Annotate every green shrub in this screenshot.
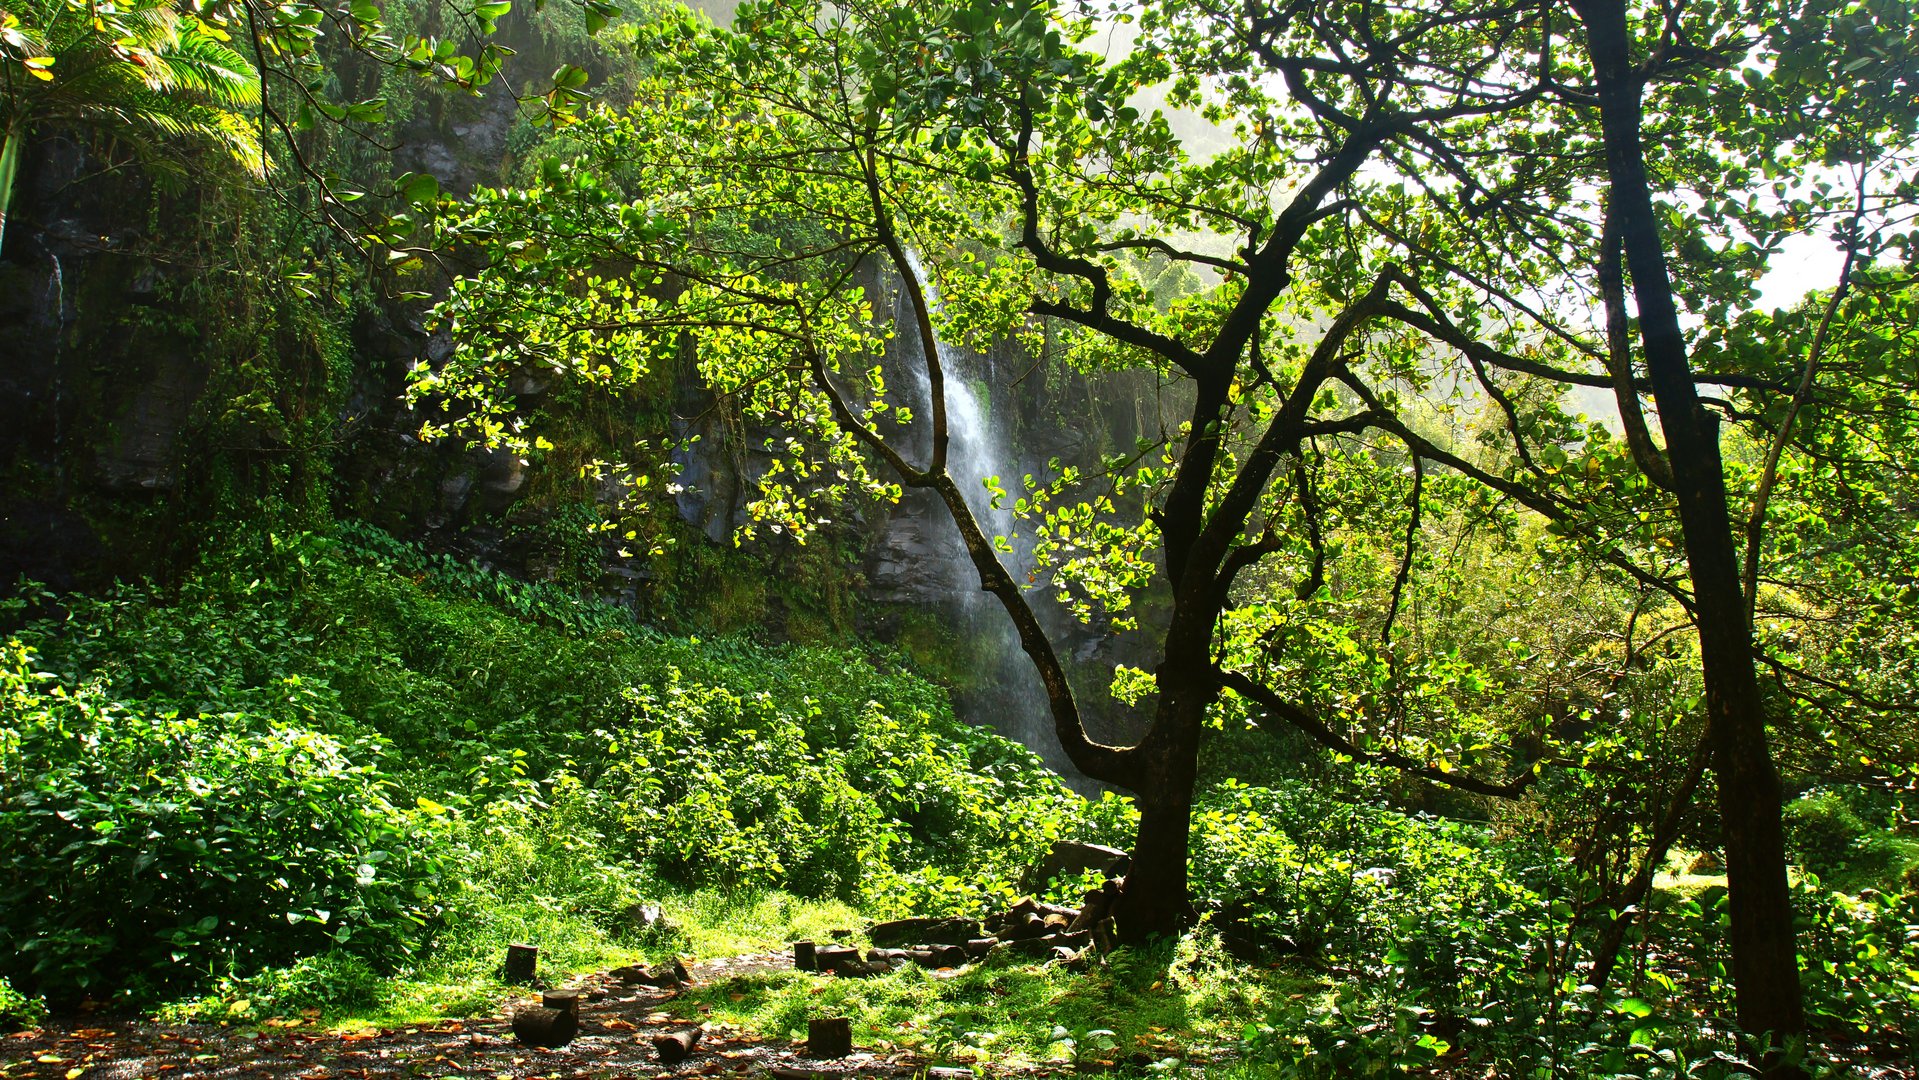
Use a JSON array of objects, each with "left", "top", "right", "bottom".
[
  {"left": 1798, "top": 884, "right": 1919, "bottom": 1036},
  {"left": 0, "top": 640, "right": 451, "bottom": 1003},
  {"left": 4, "top": 524, "right": 1103, "bottom": 999},
  {"left": 0, "top": 975, "right": 47, "bottom": 1032},
  {"left": 1785, "top": 789, "right": 1898, "bottom": 889},
  {"left": 599, "top": 667, "right": 1085, "bottom": 905},
  {"left": 1193, "top": 780, "right": 1595, "bottom": 1073},
  {"left": 164, "top": 951, "right": 389, "bottom": 1021}
]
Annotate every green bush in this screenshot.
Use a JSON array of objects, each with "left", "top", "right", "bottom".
[
  {"left": 0, "top": 640, "right": 451, "bottom": 1003},
  {"left": 599, "top": 665, "right": 1085, "bottom": 905},
  {"left": 0, "top": 975, "right": 47, "bottom": 1032},
  {"left": 1798, "top": 884, "right": 1919, "bottom": 1036},
  {"left": 1785, "top": 789, "right": 1898, "bottom": 888},
  {"left": 1194, "top": 780, "right": 1599, "bottom": 1073},
  {"left": 4, "top": 524, "right": 1102, "bottom": 999}
]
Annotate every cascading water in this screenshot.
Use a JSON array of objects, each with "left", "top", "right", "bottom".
[
  {"left": 890, "top": 253, "right": 1095, "bottom": 789},
  {"left": 47, "top": 249, "right": 67, "bottom": 484},
  {"left": 47, "top": 253, "right": 65, "bottom": 448}
]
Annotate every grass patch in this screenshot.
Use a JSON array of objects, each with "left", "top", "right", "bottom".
[
  {"left": 660, "top": 932, "right": 1311, "bottom": 1071},
  {"left": 662, "top": 890, "right": 870, "bottom": 960},
  {"left": 155, "top": 888, "right": 865, "bottom": 1031}
]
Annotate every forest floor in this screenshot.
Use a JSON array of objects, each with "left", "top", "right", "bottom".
[
  {"left": 7, "top": 947, "right": 1915, "bottom": 1080},
  {"left": 0, "top": 954, "right": 1138, "bottom": 1080}
]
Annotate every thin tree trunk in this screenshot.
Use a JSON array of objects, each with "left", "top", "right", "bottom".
[
  {"left": 0, "top": 123, "right": 23, "bottom": 255},
  {"left": 1571, "top": 0, "right": 1806, "bottom": 1067}
]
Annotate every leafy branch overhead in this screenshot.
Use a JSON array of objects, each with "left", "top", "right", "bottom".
[{"left": 397, "top": 0, "right": 1917, "bottom": 1059}]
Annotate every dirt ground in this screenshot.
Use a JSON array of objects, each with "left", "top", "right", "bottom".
[{"left": 0, "top": 954, "right": 1045, "bottom": 1080}]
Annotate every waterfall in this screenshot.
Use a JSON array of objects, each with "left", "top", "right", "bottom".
[
  {"left": 899, "top": 252, "right": 1015, "bottom": 546},
  {"left": 47, "top": 250, "right": 66, "bottom": 467},
  {"left": 891, "top": 252, "right": 1094, "bottom": 789}
]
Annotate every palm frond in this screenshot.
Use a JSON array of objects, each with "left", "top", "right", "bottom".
[{"left": 6, "top": 0, "right": 263, "bottom": 177}]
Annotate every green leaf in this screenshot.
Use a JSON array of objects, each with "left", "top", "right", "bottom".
[{"left": 397, "top": 171, "right": 440, "bottom": 206}]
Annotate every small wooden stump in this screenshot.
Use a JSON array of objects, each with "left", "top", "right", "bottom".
[
  {"left": 504, "top": 943, "right": 539, "bottom": 984},
  {"left": 653, "top": 1026, "right": 702, "bottom": 1063},
  {"left": 807, "top": 1017, "right": 853, "bottom": 1058},
  {"left": 793, "top": 940, "right": 817, "bottom": 971}
]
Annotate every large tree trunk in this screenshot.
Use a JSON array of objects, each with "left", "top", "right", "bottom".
[
  {"left": 1572, "top": 0, "right": 1806, "bottom": 1066},
  {"left": 1115, "top": 673, "right": 1207, "bottom": 942}
]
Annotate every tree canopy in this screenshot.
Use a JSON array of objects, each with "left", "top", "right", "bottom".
[{"left": 389, "top": 0, "right": 1919, "bottom": 1065}]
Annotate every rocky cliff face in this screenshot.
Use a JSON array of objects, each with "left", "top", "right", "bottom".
[{"left": 0, "top": 7, "right": 1169, "bottom": 780}]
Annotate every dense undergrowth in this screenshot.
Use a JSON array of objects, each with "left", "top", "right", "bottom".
[
  {"left": 1, "top": 526, "right": 1914, "bottom": 1077},
  {"left": 0, "top": 524, "right": 1083, "bottom": 1006}
]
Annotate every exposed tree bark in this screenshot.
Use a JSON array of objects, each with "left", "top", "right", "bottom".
[
  {"left": 1114, "top": 672, "right": 1208, "bottom": 939},
  {"left": 1570, "top": 0, "right": 1806, "bottom": 1065}
]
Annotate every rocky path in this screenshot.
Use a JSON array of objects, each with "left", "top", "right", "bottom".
[{"left": 0, "top": 955, "right": 1023, "bottom": 1080}]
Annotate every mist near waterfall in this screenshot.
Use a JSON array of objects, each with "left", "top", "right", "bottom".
[{"left": 880, "top": 253, "right": 1105, "bottom": 792}]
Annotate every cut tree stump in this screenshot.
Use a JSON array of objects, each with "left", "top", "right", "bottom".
[
  {"left": 793, "top": 940, "right": 817, "bottom": 971},
  {"left": 503, "top": 943, "right": 539, "bottom": 984},
  {"left": 916, "top": 944, "right": 966, "bottom": 969},
  {"left": 807, "top": 1017, "right": 853, "bottom": 1058},
  {"left": 511, "top": 989, "right": 580, "bottom": 1048},
  {"left": 541, "top": 989, "right": 583, "bottom": 1013},
  {"left": 652, "top": 1026, "right": 702, "bottom": 1063}
]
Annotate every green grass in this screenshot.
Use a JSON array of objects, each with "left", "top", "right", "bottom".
[
  {"left": 158, "top": 887, "right": 868, "bottom": 1031},
  {"left": 659, "top": 931, "right": 1313, "bottom": 1072},
  {"left": 661, "top": 890, "right": 869, "bottom": 960},
  {"left": 157, "top": 896, "right": 1314, "bottom": 1074}
]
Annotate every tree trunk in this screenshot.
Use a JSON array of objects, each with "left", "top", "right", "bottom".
[
  {"left": 1571, "top": 0, "right": 1806, "bottom": 1066},
  {"left": 1, "top": 122, "right": 25, "bottom": 256},
  {"left": 1115, "top": 680, "right": 1206, "bottom": 942}
]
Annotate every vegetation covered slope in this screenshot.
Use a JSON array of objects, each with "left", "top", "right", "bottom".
[{"left": 0, "top": 525, "right": 1087, "bottom": 1004}]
